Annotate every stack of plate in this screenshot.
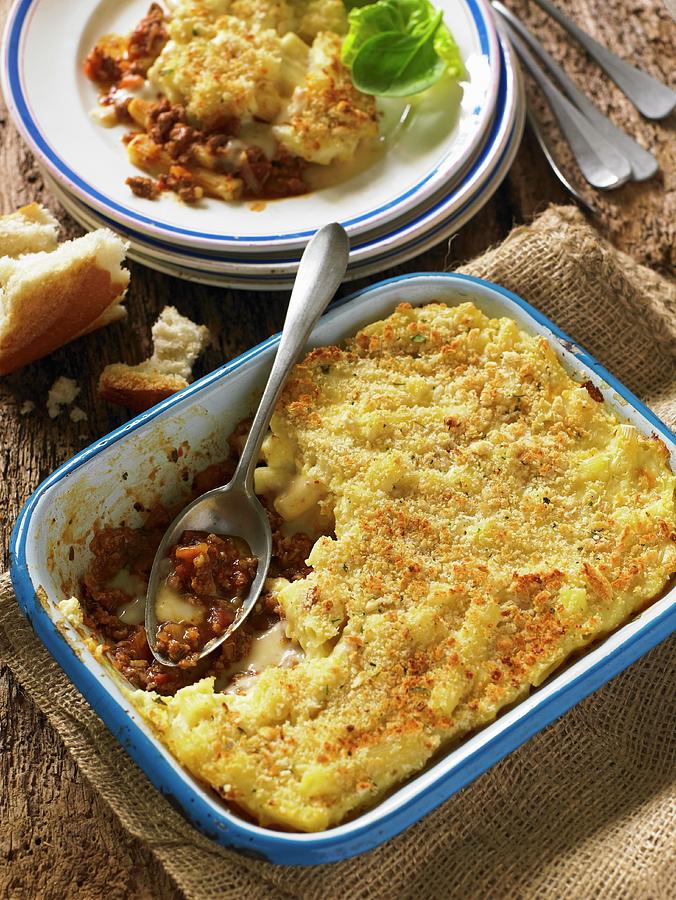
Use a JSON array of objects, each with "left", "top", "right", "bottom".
[{"left": 2, "top": 0, "right": 524, "bottom": 291}]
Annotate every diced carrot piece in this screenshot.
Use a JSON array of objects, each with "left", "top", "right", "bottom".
[
  {"left": 119, "top": 73, "right": 144, "bottom": 90},
  {"left": 174, "top": 543, "right": 209, "bottom": 561}
]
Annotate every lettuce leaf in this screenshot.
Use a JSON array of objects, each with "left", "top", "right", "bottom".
[{"left": 342, "top": 0, "right": 465, "bottom": 96}]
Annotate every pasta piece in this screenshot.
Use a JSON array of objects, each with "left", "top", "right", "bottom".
[
  {"left": 274, "top": 473, "right": 326, "bottom": 521},
  {"left": 279, "top": 32, "right": 310, "bottom": 94},
  {"left": 126, "top": 134, "right": 243, "bottom": 200},
  {"left": 192, "top": 167, "right": 243, "bottom": 201},
  {"left": 126, "top": 132, "right": 168, "bottom": 173},
  {"left": 191, "top": 144, "right": 219, "bottom": 170},
  {"left": 127, "top": 96, "right": 152, "bottom": 129}
]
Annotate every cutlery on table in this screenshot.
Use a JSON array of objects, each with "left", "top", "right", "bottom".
[
  {"left": 525, "top": 105, "right": 599, "bottom": 215},
  {"left": 531, "top": 0, "right": 676, "bottom": 119},
  {"left": 497, "top": 16, "right": 632, "bottom": 189},
  {"left": 493, "top": 1, "right": 658, "bottom": 181}
]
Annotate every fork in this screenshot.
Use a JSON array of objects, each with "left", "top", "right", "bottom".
[
  {"left": 497, "top": 16, "right": 632, "bottom": 189},
  {"left": 525, "top": 104, "right": 599, "bottom": 214}
]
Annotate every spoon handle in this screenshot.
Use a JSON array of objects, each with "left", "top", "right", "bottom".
[
  {"left": 232, "top": 223, "right": 350, "bottom": 492},
  {"left": 530, "top": 0, "right": 676, "bottom": 120}
]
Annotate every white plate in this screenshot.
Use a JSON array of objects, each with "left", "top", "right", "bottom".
[
  {"left": 340, "top": 32, "right": 522, "bottom": 271},
  {"left": 2, "top": 0, "right": 500, "bottom": 252},
  {"left": 344, "top": 89, "right": 524, "bottom": 281},
  {"left": 42, "top": 30, "right": 522, "bottom": 288},
  {"left": 50, "top": 87, "right": 524, "bottom": 292}
]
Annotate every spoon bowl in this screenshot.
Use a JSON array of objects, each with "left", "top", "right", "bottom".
[
  {"left": 145, "top": 222, "right": 350, "bottom": 666},
  {"left": 145, "top": 483, "right": 272, "bottom": 665}
]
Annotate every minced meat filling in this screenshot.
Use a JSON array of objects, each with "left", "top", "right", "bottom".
[
  {"left": 155, "top": 531, "right": 258, "bottom": 666},
  {"left": 81, "top": 443, "right": 317, "bottom": 695}
]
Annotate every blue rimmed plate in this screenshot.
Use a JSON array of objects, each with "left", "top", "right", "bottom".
[
  {"left": 37, "top": 30, "right": 523, "bottom": 289},
  {"left": 2, "top": 0, "right": 501, "bottom": 252}
]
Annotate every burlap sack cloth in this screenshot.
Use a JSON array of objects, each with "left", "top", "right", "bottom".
[{"left": 1, "top": 206, "right": 674, "bottom": 899}]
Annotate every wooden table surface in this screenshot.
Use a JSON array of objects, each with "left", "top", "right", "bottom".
[{"left": 1, "top": 1, "right": 673, "bottom": 897}]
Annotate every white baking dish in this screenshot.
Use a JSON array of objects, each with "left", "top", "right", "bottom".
[{"left": 11, "top": 273, "right": 676, "bottom": 864}]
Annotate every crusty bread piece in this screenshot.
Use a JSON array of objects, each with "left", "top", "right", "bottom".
[
  {"left": 98, "top": 306, "right": 210, "bottom": 413},
  {"left": 0, "top": 203, "right": 60, "bottom": 258},
  {"left": 0, "top": 228, "right": 129, "bottom": 375}
]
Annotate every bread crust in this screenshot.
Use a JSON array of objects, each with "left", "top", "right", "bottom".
[
  {"left": 0, "top": 202, "right": 60, "bottom": 257},
  {"left": 98, "top": 365, "right": 187, "bottom": 413},
  {"left": 13, "top": 202, "right": 58, "bottom": 225},
  {"left": 0, "top": 258, "right": 128, "bottom": 375},
  {"left": 98, "top": 305, "right": 209, "bottom": 412},
  {"left": 77, "top": 301, "right": 127, "bottom": 337}
]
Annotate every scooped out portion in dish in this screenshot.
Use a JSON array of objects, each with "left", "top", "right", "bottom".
[
  {"left": 75, "top": 443, "right": 313, "bottom": 696},
  {"left": 64, "top": 301, "right": 676, "bottom": 832},
  {"left": 153, "top": 531, "right": 258, "bottom": 665},
  {"left": 84, "top": 0, "right": 380, "bottom": 202}
]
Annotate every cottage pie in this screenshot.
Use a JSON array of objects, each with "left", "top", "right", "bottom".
[{"left": 65, "top": 301, "right": 676, "bottom": 831}]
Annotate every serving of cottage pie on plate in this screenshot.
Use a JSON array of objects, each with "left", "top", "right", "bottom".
[
  {"left": 84, "top": 1, "right": 382, "bottom": 204},
  {"left": 2, "top": 0, "right": 500, "bottom": 248}
]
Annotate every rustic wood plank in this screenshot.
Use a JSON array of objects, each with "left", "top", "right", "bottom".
[
  {"left": 0, "top": 666, "right": 179, "bottom": 900},
  {"left": 0, "top": 0, "right": 672, "bottom": 896}
]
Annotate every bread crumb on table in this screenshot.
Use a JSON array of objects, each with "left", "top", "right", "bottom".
[
  {"left": 46, "top": 376, "right": 80, "bottom": 418},
  {"left": 98, "top": 306, "right": 210, "bottom": 413},
  {"left": 70, "top": 406, "right": 88, "bottom": 423}
]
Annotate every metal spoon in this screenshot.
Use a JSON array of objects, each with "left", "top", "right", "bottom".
[
  {"left": 526, "top": 104, "right": 599, "bottom": 215},
  {"left": 531, "top": 0, "right": 676, "bottom": 120},
  {"left": 499, "top": 19, "right": 632, "bottom": 189},
  {"left": 493, "top": 2, "right": 658, "bottom": 181},
  {"left": 145, "top": 223, "right": 350, "bottom": 666}
]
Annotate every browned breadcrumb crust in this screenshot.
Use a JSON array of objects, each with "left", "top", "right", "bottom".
[
  {"left": 83, "top": 3, "right": 376, "bottom": 202},
  {"left": 71, "top": 301, "right": 676, "bottom": 834},
  {"left": 277, "top": 39, "right": 378, "bottom": 160}
]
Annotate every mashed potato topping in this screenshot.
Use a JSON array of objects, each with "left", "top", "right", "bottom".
[
  {"left": 85, "top": 0, "right": 377, "bottom": 201},
  {"left": 148, "top": 12, "right": 289, "bottom": 126},
  {"left": 147, "top": 0, "right": 376, "bottom": 158},
  {"left": 130, "top": 301, "right": 676, "bottom": 832},
  {"left": 272, "top": 32, "right": 379, "bottom": 165}
]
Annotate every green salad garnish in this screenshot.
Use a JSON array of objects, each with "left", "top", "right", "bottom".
[{"left": 342, "top": 0, "right": 464, "bottom": 97}]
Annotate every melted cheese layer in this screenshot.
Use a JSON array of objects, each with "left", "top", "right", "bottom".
[{"left": 131, "top": 301, "right": 676, "bottom": 832}]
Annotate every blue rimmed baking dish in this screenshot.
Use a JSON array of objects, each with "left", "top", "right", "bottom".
[{"left": 10, "top": 273, "right": 676, "bottom": 865}]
